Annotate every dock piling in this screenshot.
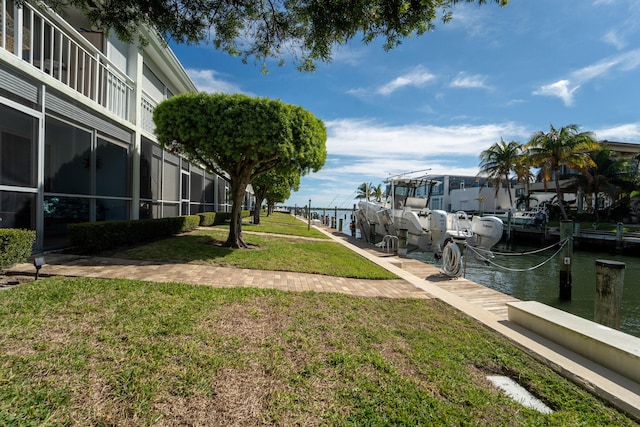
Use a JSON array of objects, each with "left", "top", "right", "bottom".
[
  {"left": 594, "top": 260, "right": 625, "bottom": 330},
  {"left": 559, "top": 220, "right": 573, "bottom": 301},
  {"left": 615, "top": 222, "right": 624, "bottom": 253}
]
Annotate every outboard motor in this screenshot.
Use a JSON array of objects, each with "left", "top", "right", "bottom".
[
  {"left": 471, "top": 216, "right": 504, "bottom": 249},
  {"left": 430, "top": 210, "right": 449, "bottom": 253}
]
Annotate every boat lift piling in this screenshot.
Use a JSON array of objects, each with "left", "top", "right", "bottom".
[
  {"left": 594, "top": 260, "right": 626, "bottom": 330},
  {"left": 559, "top": 220, "right": 574, "bottom": 301},
  {"left": 616, "top": 223, "right": 624, "bottom": 253}
]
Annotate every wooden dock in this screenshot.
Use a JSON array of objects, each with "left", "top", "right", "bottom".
[
  {"left": 344, "top": 233, "right": 522, "bottom": 320},
  {"left": 387, "top": 257, "right": 520, "bottom": 319}
]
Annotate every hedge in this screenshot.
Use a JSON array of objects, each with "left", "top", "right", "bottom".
[
  {"left": 0, "top": 228, "right": 36, "bottom": 270},
  {"left": 198, "top": 210, "right": 251, "bottom": 226},
  {"left": 69, "top": 210, "right": 253, "bottom": 253},
  {"left": 68, "top": 215, "right": 201, "bottom": 254}
]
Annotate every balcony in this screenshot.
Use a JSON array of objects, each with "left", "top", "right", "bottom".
[{"left": 1, "top": 0, "right": 133, "bottom": 121}]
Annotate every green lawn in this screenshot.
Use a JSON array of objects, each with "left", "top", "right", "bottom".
[
  {"left": 114, "top": 214, "right": 395, "bottom": 280},
  {"left": 233, "top": 211, "right": 330, "bottom": 239},
  {"left": 0, "top": 278, "right": 634, "bottom": 426}
]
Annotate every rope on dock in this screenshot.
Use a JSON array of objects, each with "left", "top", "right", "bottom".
[
  {"left": 464, "top": 238, "right": 570, "bottom": 273},
  {"left": 442, "top": 241, "right": 463, "bottom": 277}
]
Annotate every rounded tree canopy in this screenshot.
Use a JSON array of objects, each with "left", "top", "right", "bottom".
[{"left": 153, "top": 92, "right": 327, "bottom": 182}]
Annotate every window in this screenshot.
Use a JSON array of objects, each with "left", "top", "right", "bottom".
[
  {"left": 163, "top": 155, "right": 180, "bottom": 201},
  {"left": 0, "top": 105, "right": 37, "bottom": 188},
  {"left": 0, "top": 191, "right": 35, "bottom": 229},
  {"left": 96, "top": 137, "right": 128, "bottom": 197},
  {"left": 43, "top": 196, "right": 90, "bottom": 249},
  {"left": 44, "top": 118, "right": 91, "bottom": 195},
  {"left": 190, "top": 170, "right": 203, "bottom": 203}
]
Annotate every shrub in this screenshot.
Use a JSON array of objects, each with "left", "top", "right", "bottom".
[
  {"left": 0, "top": 229, "right": 36, "bottom": 270},
  {"left": 68, "top": 215, "right": 201, "bottom": 254},
  {"left": 213, "top": 212, "right": 231, "bottom": 225},
  {"left": 198, "top": 212, "right": 217, "bottom": 226}
]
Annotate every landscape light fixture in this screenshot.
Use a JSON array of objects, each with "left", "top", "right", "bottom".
[{"left": 33, "top": 256, "right": 45, "bottom": 280}]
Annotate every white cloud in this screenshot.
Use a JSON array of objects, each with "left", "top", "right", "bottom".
[
  {"left": 186, "top": 69, "right": 245, "bottom": 94},
  {"left": 532, "top": 80, "right": 580, "bottom": 107},
  {"left": 597, "top": 1, "right": 640, "bottom": 50},
  {"left": 330, "top": 44, "right": 367, "bottom": 66},
  {"left": 375, "top": 67, "right": 437, "bottom": 95},
  {"left": 593, "top": 123, "right": 640, "bottom": 142},
  {"left": 532, "top": 49, "right": 640, "bottom": 106},
  {"left": 449, "top": 72, "right": 490, "bottom": 89},
  {"left": 603, "top": 30, "right": 626, "bottom": 50},
  {"left": 325, "top": 119, "right": 527, "bottom": 158}
]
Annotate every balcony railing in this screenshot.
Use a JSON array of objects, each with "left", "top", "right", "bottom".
[
  {"left": 1, "top": 0, "right": 133, "bottom": 121},
  {"left": 141, "top": 92, "right": 157, "bottom": 135}
]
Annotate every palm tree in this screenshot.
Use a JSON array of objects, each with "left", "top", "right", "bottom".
[
  {"left": 513, "top": 151, "right": 535, "bottom": 209},
  {"left": 580, "top": 147, "right": 632, "bottom": 220},
  {"left": 478, "top": 138, "right": 522, "bottom": 208},
  {"left": 372, "top": 184, "right": 384, "bottom": 202},
  {"left": 526, "top": 124, "right": 600, "bottom": 220},
  {"left": 355, "top": 182, "right": 373, "bottom": 201}
]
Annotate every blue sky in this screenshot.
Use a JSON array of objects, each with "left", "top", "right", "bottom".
[{"left": 169, "top": 0, "right": 640, "bottom": 208}]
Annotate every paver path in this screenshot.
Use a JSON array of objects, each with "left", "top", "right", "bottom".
[
  {"left": 7, "top": 253, "right": 431, "bottom": 300},
  {"left": 7, "top": 229, "right": 520, "bottom": 317}
]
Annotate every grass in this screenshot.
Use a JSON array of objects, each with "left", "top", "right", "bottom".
[
  {"left": 113, "top": 213, "right": 396, "bottom": 280},
  {"left": 0, "top": 278, "right": 635, "bottom": 426},
  {"left": 232, "top": 211, "right": 330, "bottom": 239}
]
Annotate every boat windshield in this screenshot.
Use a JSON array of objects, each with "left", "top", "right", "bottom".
[{"left": 384, "top": 176, "right": 441, "bottom": 207}]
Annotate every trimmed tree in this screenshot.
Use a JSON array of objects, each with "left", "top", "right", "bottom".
[
  {"left": 252, "top": 170, "right": 300, "bottom": 225},
  {"left": 153, "top": 92, "right": 326, "bottom": 248}
]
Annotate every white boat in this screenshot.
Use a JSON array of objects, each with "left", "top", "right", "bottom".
[
  {"left": 495, "top": 206, "right": 548, "bottom": 228},
  {"left": 355, "top": 176, "right": 504, "bottom": 257}
]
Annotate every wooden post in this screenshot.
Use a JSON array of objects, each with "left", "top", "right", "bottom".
[
  {"left": 397, "top": 229, "right": 408, "bottom": 257},
  {"left": 339, "top": 218, "right": 343, "bottom": 232},
  {"left": 573, "top": 221, "right": 581, "bottom": 249},
  {"left": 594, "top": 260, "right": 625, "bottom": 329},
  {"left": 615, "top": 222, "right": 624, "bottom": 253},
  {"left": 308, "top": 199, "right": 311, "bottom": 230},
  {"left": 506, "top": 210, "right": 512, "bottom": 243},
  {"left": 559, "top": 220, "right": 573, "bottom": 300}
]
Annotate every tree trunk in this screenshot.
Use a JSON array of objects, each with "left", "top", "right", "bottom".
[
  {"left": 253, "top": 196, "right": 265, "bottom": 225},
  {"left": 554, "top": 170, "right": 568, "bottom": 220},
  {"left": 225, "top": 176, "right": 250, "bottom": 248},
  {"left": 505, "top": 173, "right": 513, "bottom": 207}
]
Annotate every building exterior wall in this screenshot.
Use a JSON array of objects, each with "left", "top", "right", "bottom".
[
  {"left": 0, "top": 1, "right": 252, "bottom": 252},
  {"left": 413, "top": 175, "right": 514, "bottom": 213}
]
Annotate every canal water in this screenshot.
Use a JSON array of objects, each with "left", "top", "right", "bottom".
[
  {"left": 410, "top": 242, "right": 640, "bottom": 338},
  {"left": 318, "top": 209, "right": 640, "bottom": 337}
]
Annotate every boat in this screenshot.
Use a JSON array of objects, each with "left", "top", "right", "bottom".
[
  {"left": 495, "top": 206, "right": 548, "bottom": 228},
  {"left": 354, "top": 175, "right": 504, "bottom": 259}
]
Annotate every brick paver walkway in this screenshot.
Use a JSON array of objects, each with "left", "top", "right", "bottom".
[{"left": 8, "top": 252, "right": 431, "bottom": 299}]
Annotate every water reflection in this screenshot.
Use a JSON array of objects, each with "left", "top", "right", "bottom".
[{"left": 410, "top": 242, "right": 640, "bottom": 338}]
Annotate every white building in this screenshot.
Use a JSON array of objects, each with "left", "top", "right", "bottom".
[
  {"left": 415, "top": 175, "right": 514, "bottom": 213},
  {"left": 0, "top": 1, "right": 252, "bottom": 251}
]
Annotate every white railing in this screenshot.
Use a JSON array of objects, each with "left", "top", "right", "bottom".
[
  {"left": 141, "top": 92, "right": 157, "bottom": 134},
  {"left": 1, "top": 0, "right": 133, "bottom": 121}
]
